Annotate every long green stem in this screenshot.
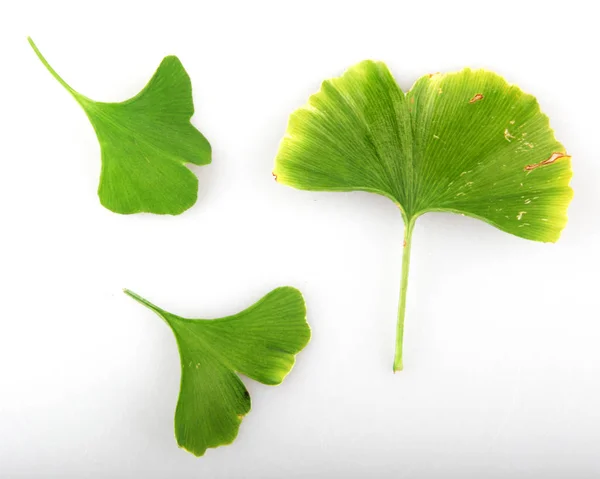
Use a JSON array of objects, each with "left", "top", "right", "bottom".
[
  {"left": 27, "top": 37, "right": 78, "bottom": 96},
  {"left": 394, "top": 217, "right": 416, "bottom": 372}
]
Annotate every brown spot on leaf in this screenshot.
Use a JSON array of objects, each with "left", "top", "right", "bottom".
[
  {"left": 272, "top": 172, "right": 278, "bottom": 181},
  {"left": 524, "top": 152, "right": 569, "bottom": 171},
  {"left": 469, "top": 93, "right": 484, "bottom": 103}
]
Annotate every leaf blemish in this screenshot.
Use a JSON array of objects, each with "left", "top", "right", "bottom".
[
  {"left": 272, "top": 172, "right": 278, "bottom": 181},
  {"left": 517, "top": 211, "right": 526, "bottom": 220},
  {"left": 504, "top": 129, "right": 515, "bottom": 142},
  {"left": 524, "top": 152, "right": 569, "bottom": 171},
  {"left": 469, "top": 93, "right": 484, "bottom": 103}
]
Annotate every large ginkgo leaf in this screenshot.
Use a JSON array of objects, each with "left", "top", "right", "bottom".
[
  {"left": 28, "top": 37, "right": 211, "bottom": 215},
  {"left": 274, "top": 61, "right": 572, "bottom": 371},
  {"left": 125, "top": 287, "right": 310, "bottom": 456}
]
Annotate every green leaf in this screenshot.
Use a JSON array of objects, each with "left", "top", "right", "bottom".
[
  {"left": 124, "top": 287, "right": 310, "bottom": 457},
  {"left": 28, "top": 37, "right": 211, "bottom": 215},
  {"left": 274, "top": 61, "right": 572, "bottom": 371}
]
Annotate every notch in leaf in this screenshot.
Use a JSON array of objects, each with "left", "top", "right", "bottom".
[
  {"left": 28, "top": 37, "right": 211, "bottom": 215},
  {"left": 124, "top": 287, "right": 310, "bottom": 456},
  {"left": 273, "top": 61, "right": 572, "bottom": 372}
]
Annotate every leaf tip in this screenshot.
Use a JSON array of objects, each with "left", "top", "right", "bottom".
[{"left": 178, "top": 443, "right": 206, "bottom": 458}]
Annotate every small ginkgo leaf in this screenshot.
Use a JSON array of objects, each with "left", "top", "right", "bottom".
[
  {"left": 28, "top": 37, "right": 211, "bottom": 215},
  {"left": 274, "top": 61, "right": 572, "bottom": 372},
  {"left": 124, "top": 287, "right": 310, "bottom": 457}
]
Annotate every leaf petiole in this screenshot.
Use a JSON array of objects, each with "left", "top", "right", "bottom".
[
  {"left": 123, "top": 289, "right": 166, "bottom": 316},
  {"left": 27, "top": 37, "right": 79, "bottom": 98},
  {"left": 394, "top": 216, "right": 416, "bottom": 372}
]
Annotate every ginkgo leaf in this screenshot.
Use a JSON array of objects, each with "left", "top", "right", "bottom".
[
  {"left": 274, "top": 61, "right": 572, "bottom": 372},
  {"left": 124, "top": 287, "right": 310, "bottom": 457},
  {"left": 28, "top": 37, "right": 211, "bottom": 215}
]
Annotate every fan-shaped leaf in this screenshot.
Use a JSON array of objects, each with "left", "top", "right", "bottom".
[
  {"left": 274, "top": 61, "right": 572, "bottom": 371},
  {"left": 28, "top": 37, "right": 211, "bottom": 215},
  {"left": 124, "top": 287, "right": 310, "bottom": 456}
]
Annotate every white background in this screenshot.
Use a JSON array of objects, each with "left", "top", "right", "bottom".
[{"left": 1, "top": 1, "right": 599, "bottom": 477}]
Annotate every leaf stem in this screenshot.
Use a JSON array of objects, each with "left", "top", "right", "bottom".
[
  {"left": 123, "top": 289, "right": 166, "bottom": 316},
  {"left": 27, "top": 36, "right": 78, "bottom": 97},
  {"left": 394, "top": 217, "right": 416, "bottom": 372}
]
